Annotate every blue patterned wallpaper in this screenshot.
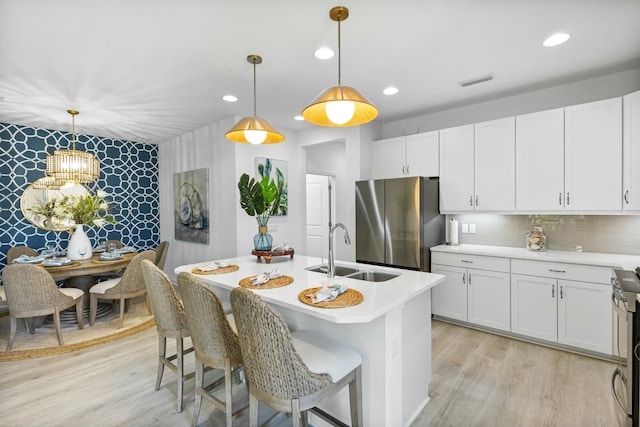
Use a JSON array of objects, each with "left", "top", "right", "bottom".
[{"left": 0, "top": 122, "right": 159, "bottom": 270}]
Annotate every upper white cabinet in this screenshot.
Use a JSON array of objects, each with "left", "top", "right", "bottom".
[
  {"left": 439, "top": 124, "right": 475, "bottom": 211},
  {"left": 564, "top": 97, "right": 622, "bottom": 211},
  {"left": 440, "top": 118, "right": 515, "bottom": 212},
  {"left": 474, "top": 117, "right": 515, "bottom": 211},
  {"left": 623, "top": 90, "right": 640, "bottom": 211},
  {"left": 374, "top": 131, "right": 439, "bottom": 179},
  {"left": 515, "top": 108, "right": 565, "bottom": 210}
]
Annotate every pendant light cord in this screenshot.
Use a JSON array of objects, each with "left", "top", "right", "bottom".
[
  {"left": 337, "top": 15, "right": 342, "bottom": 87},
  {"left": 253, "top": 59, "right": 257, "bottom": 117},
  {"left": 71, "top": 112, "right": 76, "bottom": 150}
]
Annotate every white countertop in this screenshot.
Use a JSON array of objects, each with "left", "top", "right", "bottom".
[
  {"left": 175, "top": 255, "right": 444, "bottom": 324},
  {"left": 431, "top": 244, "right": 640, "bottom": 270}
]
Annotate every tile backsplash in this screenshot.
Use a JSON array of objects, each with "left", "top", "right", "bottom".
[{"left": 449, "top": 214, "right": 640, "bottom": 256}]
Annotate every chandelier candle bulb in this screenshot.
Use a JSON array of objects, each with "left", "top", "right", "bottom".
[{"left": 447, "top": 218, "right": 459, "bottom": 245}]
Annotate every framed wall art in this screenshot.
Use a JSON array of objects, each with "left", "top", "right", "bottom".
[{"left": 173, "top": 168, "right": 209, "bottom": 244}]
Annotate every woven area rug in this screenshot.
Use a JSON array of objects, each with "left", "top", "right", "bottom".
[{"left": 0, "top": 298, "right": 155, "bottom": 361}]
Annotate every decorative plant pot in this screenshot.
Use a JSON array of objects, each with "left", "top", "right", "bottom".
[
  {"left": 67, "top": 224, "right": 93, "bottom": 260},
  {"left": 253, "top": 215, "right": 273, "bottom": 251}
]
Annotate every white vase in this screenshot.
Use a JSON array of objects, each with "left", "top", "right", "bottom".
[{"left": 68, "top": 224, "right": 93, "bottom": 260}]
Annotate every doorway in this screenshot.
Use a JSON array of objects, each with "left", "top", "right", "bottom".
[{"left": 305, "top": 174, "right": 335, "bottom": 261}]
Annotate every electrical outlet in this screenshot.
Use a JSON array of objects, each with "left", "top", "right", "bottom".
[
  {"left": 469, "top": 224, "right": 476, "bottom": 234},
  {"left": 461, "top": 224, "right": 469, "bottom": 234}
]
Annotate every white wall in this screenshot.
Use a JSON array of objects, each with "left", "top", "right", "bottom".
[
  {"left": 159, "top": 118, "right": 238, "bottom": 280},
  {"left": 382, "top": 68, "right": 640, "bottom": 138}
]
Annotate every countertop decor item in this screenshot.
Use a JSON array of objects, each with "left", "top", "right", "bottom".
[
  {"left": 302, "top": 6, "right": 378, "bottom": 127},
  {"left": 238, "top": 172, "right": 285, "bottom": 251},
  {"left": 225, "top": 55, "right": 284, "bottom": 144},
  {"left": 526, "top": 227, "right": 547, "bottom": 251}
]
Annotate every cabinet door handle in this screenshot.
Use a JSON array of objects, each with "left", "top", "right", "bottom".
[
  {"left": 468, "top": 273, "right": 472, "bottom": 286},
  {"left": 549, "top": 269, "right": 566, "bottom": 273},
  {"left": 402, "top": 165, "right": 406, "bottom": 175},
  {"left": 560, "top": 285, "right": 564, "bottom": 299},
  {"left": 559, "top": 192, "right": 562, "bottom": 206},
  {"left": 406, "top": 165, "right": 410, "bottom": 175},
  {"left": 552, "top": 284, "right": 555, "bottom": 298},
  {"left": 469, "top": 195, "right": 473, "bottom": 206},
  {"left": 566, "top": 192, "right": 570, "bottom": 205},
  {"left": 475, "top": 195, "right": 479, "bottom": 206},
  {"left": 461, "top": 260, "right": 474, "bottom": 264},
  {"left": 624, "top": 190, "right": 629, "bottom": 205},
  {"left": 462, "top": 273, "right": 466, "bottom": 284}
]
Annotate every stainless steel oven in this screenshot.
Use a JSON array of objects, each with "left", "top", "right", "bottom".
[{"left": 612, "top": 268, "right": 640, "bottom": 427}]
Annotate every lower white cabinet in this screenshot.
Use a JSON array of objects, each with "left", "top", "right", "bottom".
[
  {"left": 431, "top": 253, "right": 510, "bottom": 332},
  {"left": 511, "top": 260, "right": 612, "bottom": 355}
]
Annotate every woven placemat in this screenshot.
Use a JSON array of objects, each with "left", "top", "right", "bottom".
[
  {"left": 92, "top": 258, "right": 126, "bottom": 264},
  {"left": 238, "top": 275, "right": 294, "bottom": 289},
  {"left": 191, "top": 265, "right": 240, "bottom": 275},
  {"left": 40, "top": 261, "right": 82, "bottom": 270},
  {"left": 298, "top": 287, "right": 364, "bottom": 308}
]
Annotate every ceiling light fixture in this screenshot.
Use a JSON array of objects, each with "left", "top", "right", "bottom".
[
  {"left": 302, "top": 6, "right": 378, "bottom": 127},
  {"left": 222, "top": 95, "right": 238, "bottom": 102},
  {"left": 314, "top": 47, "right": 335, "bottom": 60},
  {"left": 543, "top": 33, "right": 570, "bottom": 47},
  {"left": 226, "top": 55, "right": 285, "bottom": 145},
  {"left": 32, "top": 176, "right": 63, "bottom": 190},
  {"left": 383, "top": 87, "right": 399, "bottom": 95},
  {"left": 46, "top": 109, "right": 100, "bottom": 184}
]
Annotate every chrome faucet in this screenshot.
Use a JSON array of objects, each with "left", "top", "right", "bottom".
[{"left": 328, "top": 222, "right": 351, "bottom": 279}]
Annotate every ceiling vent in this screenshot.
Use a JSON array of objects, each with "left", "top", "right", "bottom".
[{"left": 458, "top": 73, "right": 494, "bottom": 88}]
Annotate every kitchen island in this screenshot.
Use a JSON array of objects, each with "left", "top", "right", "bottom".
[{"left": 175, "top": 255, "right": 444, "bottom": 427}]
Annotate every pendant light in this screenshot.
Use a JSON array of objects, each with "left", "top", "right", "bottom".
[
  {"left": 226, "top": 55, "right": 285, "bottom": 144},
  {"left": 302, "top": 6, "right": 378, "bottom": 127},
  {"left": 32, "top": 176, "right": 64, "bottom": 190},
  {"left": 46, "top": 110, "right": 100, "bottom": 184}
]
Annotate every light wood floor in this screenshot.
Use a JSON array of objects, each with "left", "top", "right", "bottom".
[{"left": 0, "top": 320, "right": 627, "bottom": 426}]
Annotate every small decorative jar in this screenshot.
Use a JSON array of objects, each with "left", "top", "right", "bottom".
[{"left": 526, "top": 227, "right": 547, "bottom": 251}]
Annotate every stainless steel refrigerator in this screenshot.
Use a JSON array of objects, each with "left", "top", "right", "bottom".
[{"left": 355, "top": 177, "right": 444, "bottom": 271}]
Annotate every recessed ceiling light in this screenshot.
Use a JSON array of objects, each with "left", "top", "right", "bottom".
[
  {"left": 222, "top": 95, "right": 238, "bottom": 102},
  {"left": 543, "top": 33, "right": 570, "bottom": 47},
  {"left": 383, "top": 87, "right": 399, "bottom": 95},
  {"left": 294, "top": 115, "right": 305, "bottom": 121},
  {"left": 314, "top": 47, "right": 334, "bottom": 60}
]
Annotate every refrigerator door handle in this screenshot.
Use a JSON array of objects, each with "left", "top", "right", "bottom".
[{"left": 612, "top": 367, "right": 631, "bottom": 418}]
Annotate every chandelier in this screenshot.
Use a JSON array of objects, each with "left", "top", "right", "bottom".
[{"left": 46, "top": 109, "right": 100, "bottom": 184}]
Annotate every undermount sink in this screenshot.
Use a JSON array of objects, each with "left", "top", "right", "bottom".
[
  {"left": 344, "top": 271, "right": 399, "bottom": 282},
  {"left": 305, "top": 264, "right": 359, "bottom": 276}
]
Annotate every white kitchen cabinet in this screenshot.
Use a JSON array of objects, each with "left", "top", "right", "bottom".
[
  {"left": 511, "top": 259, "right": 612, "bottom": 355},
  {"left": 431, "top": 252, "right": 510, "bottom": 332},
  {"left": 374, "top": 132, "right": 439, "bottom": 179},
  {"left": 439, "top": 118, "right": 515, "bottom": 212},
  {"left": 474, "top": 117, "right": 515, "bottom": 211},
  {"left": 623, "top": 90, "right": 640, "bottom": 211},
  {"left": 564, "top": 97, "right": 622, "bottom": 211},
  {"left": 515, "top": 108, "right": 565, "bottom": 211}
]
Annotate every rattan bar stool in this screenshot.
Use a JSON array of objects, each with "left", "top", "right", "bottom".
[
  {"left": 230, "top": 287, "right": 363, "bottom": 427},
  {"left": 141, "top": 260, "right": 193, "bottom": 412},
  {"left": 177, "top": 272, "right": 245, "bottom": 427},
  {"left": 2, "top": 264, "right": 84, "bottom": 351}
]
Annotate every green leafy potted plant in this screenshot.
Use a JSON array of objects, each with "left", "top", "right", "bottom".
[{"left": 237, "top": 173, "right": 280, "bottom": 251}]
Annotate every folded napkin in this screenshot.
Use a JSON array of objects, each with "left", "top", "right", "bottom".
[
  {"left": 216, "top": 259, "right": 232, "bottom": 268},
  {"left": 12, "top": 254, "right": 46, "bottom": 264},
  {"left": 251, "top": 268, "right": 284, "bottom": 285},
  {"left": 198, "top": 263, "right": 219, "bottom": 272},
  {"left": 42, "top": 257, "right": 72, "bottom": 267},
  {"left": 100, "top": 253, "right": 123, "bottom": 260},
  {"left": 310, "top": 284, "right": 348, "bottom": 304},
  {"left": 271, "top": 242, "right": 291, "bottom": 251}
]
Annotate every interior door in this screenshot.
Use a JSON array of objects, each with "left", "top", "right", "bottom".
[{"left": 306, "top": 174, "right": 329, "bottom": 261}]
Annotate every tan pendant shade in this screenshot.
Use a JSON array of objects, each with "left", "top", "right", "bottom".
[
  {"left": 302, "top": 6, "right": 378, "bottom": 127},
  {"left": 46, "top": 110, "right": 100, "bottom": 184},
  {"left": 226, "top": 55, "right": 285, "bottom": 144}
]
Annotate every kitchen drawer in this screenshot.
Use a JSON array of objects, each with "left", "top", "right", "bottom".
[
  {"left": 511, "top": 259, "right": 613, "bottom": 284},
  {"left": 431, "top": 252, "right": 510, "bottom": 273}
]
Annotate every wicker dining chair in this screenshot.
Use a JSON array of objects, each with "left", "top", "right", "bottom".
[
  {"left": 89, "top": 250, "right": 155, "bottom": 328},
  {"left": 230, "top": 287, "right": 363, "bottom": 427},
  {"left": 105, "top": 239, "right": 124, "bottom": 249},
  {"left": 141, "top": 260, "right": 193, "bottom": 413},
  {"left": 6, "top": 246, "right": 39, "bottom": 263},
  {"left": 2, "top": 264, "right": 84, "bottom": 351},
  {"left": 154, "top": 241, "right": 169, "bottom": 270},
  {"left": 177, "top": 272, "right": 244, "bottom": 427}
]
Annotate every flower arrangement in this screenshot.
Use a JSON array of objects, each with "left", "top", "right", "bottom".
[
  {"left": 59, "top": 190, "right": 116, "bottom": 227},
  {"left": 27, "top": 197, "right": 67, "bottom": 228}
]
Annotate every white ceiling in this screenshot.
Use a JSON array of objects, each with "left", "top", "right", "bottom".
[{"left": 1, "top": 0, "right": 639, "bottom": 144}]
